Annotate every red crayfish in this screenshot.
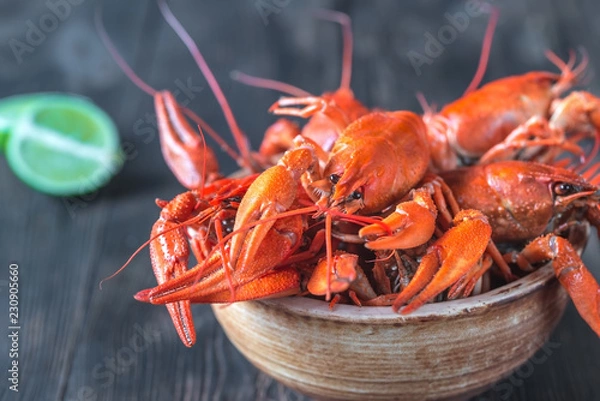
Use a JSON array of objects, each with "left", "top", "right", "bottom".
[{"left": 99, "top": 3, "right": 600, "bottom": 347}]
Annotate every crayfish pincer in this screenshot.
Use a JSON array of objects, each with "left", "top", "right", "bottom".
[{"left": 438, "top": 160, "right": 600, "bottom": 336}]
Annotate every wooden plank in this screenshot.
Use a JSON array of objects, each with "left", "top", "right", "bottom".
[
  {"left": 0, "top": 1, "right": 157, "bottom": 400},
  {"left": 0, "top": 1, "right": 599, "bottom": 400}
]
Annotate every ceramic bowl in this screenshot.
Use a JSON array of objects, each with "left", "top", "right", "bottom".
[{"left": 212, "top": 264, "right": 568, "bottom": 401}]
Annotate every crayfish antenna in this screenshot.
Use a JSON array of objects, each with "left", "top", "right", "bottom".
[
  {"left": 94, "top": 6, "right": 155, "bottom": 97},
  {"left": 317, "top": 208, "right": 393, "bottom": 300},
  {"left": 231, "top": 10, "right": 353, "bottom": 102},
  {"left": 416, "top": 92, "right": 437, "bottom": 116},
  {"left": 324, "top": 214, "right": 333, "bottom": 301},
  {"left": 95, "top": 4, "right": 240, "bottom": 164},
  {"left": 99, "top": 237, "right": 154, "bottom": 290},
  {"left": 100, "top": 206, "right": 216, "bottom": 291},
  {"left": 312, "top": 9, "right": 353, "bottom": 90},
  {"left": 157, "top": 0, "right": 257, "bottom": 171},
  {"left": 195, "top": 125, "right": 209, "bottom": 197},
  {"left": 463, "top": 5, "right": 499, "bottom": 95},
  {"left": 230, "top": 71, "right": 313, "bottom": 98}
]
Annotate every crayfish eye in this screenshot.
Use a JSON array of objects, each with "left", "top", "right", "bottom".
[
  {"left": 220, "top": 217, "right": 235, "bottom": 234},
  {"left": 351, "top": 190, "right": 362, "bottom": 200},
  {"left": 553, "top": 182, "right": 577, "bottom": 196},
  {"left": 330, "top": 174, "right": 340, "bottom": 184}
]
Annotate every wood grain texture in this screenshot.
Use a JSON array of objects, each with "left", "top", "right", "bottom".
[{"left": 0, "top": 1, "right": 599, "bottom": 400}]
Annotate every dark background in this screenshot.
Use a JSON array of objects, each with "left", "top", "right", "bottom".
[{"left": 1, "top": 0, "right": 599, "bottom": 400}]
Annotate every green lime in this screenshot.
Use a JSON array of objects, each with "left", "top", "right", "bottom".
[
  {"left": 4, "top": 94, "right": 123, "bottom": 197},
  {"left": 0, "top": 93, "right": 51, "bottom": 152}
]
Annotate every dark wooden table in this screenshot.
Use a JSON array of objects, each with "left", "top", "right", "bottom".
[{"left": 1, "top": 1, "right": 599, "bottom": 400}]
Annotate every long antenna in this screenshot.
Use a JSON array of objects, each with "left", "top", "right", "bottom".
[
  {"left": 94, "top": 5, "right": 241, "bottom": 162},
  {"left": 157, "top": 0, "right": 254, "bottom": 170},
  {"left": 313, "top": 9, "right": 353, "bottom": 90},
  {"left": 230, "top": 70, "right": 313, "bottom": 97},
  {"left": 463, "top": 6, "right": 500, "bottom": 95}
]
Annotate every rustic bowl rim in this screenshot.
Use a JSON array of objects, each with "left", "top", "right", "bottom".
[{"left": 256, "top": 264, "right": 559, "bottom": 323}]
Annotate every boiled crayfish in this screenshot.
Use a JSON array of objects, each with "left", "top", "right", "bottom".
[
  {"left": 100, "top": 2, "right": 600, "bottom": 347},
  {"left": 423, "top": 51, "right": 594, "bottom": 171}
]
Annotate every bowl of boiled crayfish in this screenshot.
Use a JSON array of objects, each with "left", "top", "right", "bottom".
[
  {"left": 103, "top": 3, "right": 600, "bottom": 401},
  {"left": 213, "top": 264, "right": 569, "bottom": 401},
  {"left": 207, "top": 164, "right": 598, "bottom": 401}
]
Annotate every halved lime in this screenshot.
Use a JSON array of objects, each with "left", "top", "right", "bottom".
[
  {"left": 4, "top": 94, "right": 123, "bottom": 196},
  {"left": 0, "top": 93, "right": 50, "bottom": 152}
]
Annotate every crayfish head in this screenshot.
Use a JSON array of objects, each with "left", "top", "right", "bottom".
[
  {"left": 316, "top": 144, "right": 413, "bottom": 215},
  {"left": 308, "top": 171, "right": 366, "bottom": 215},
  {"left": 484, "top": 161, "right": 597, "bottom": 241},
  {"left": 314, "top": 151, "right": 369, "bottom": 215}
]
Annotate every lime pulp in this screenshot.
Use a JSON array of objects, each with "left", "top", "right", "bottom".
[{"left": 2, "top": 93, "right": 123, "bottom": 197}]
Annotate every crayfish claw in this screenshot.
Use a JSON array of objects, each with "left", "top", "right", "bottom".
[
  {"left": 166, "top": 301, "right": 196, "bottom": 347},
  {"left": 133, "top": 288, "right": 151, "bottom": 302},
  {"left": 522, "top": 235, "right": 600, "bottom": 337},
  {"left": 136, "top": 285, "right": 196, "bottom": 347},
  {"left": 269, "top": 96, "right": 326, "bottom": 118},
  {"left": 146, "top": 192, "right": 200, "bottom": 347},
  {"left": 155, "top": 91, "right": 220, "bottom": 190},
  {"left": 392, "top": 251, "right": 439, "bottom": 313},
  {"left": 361, "top": 188, "right": 437, "bottom": 250},
  {"left": 394, "top": 210, "right": 492, "bottom": 314}
]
